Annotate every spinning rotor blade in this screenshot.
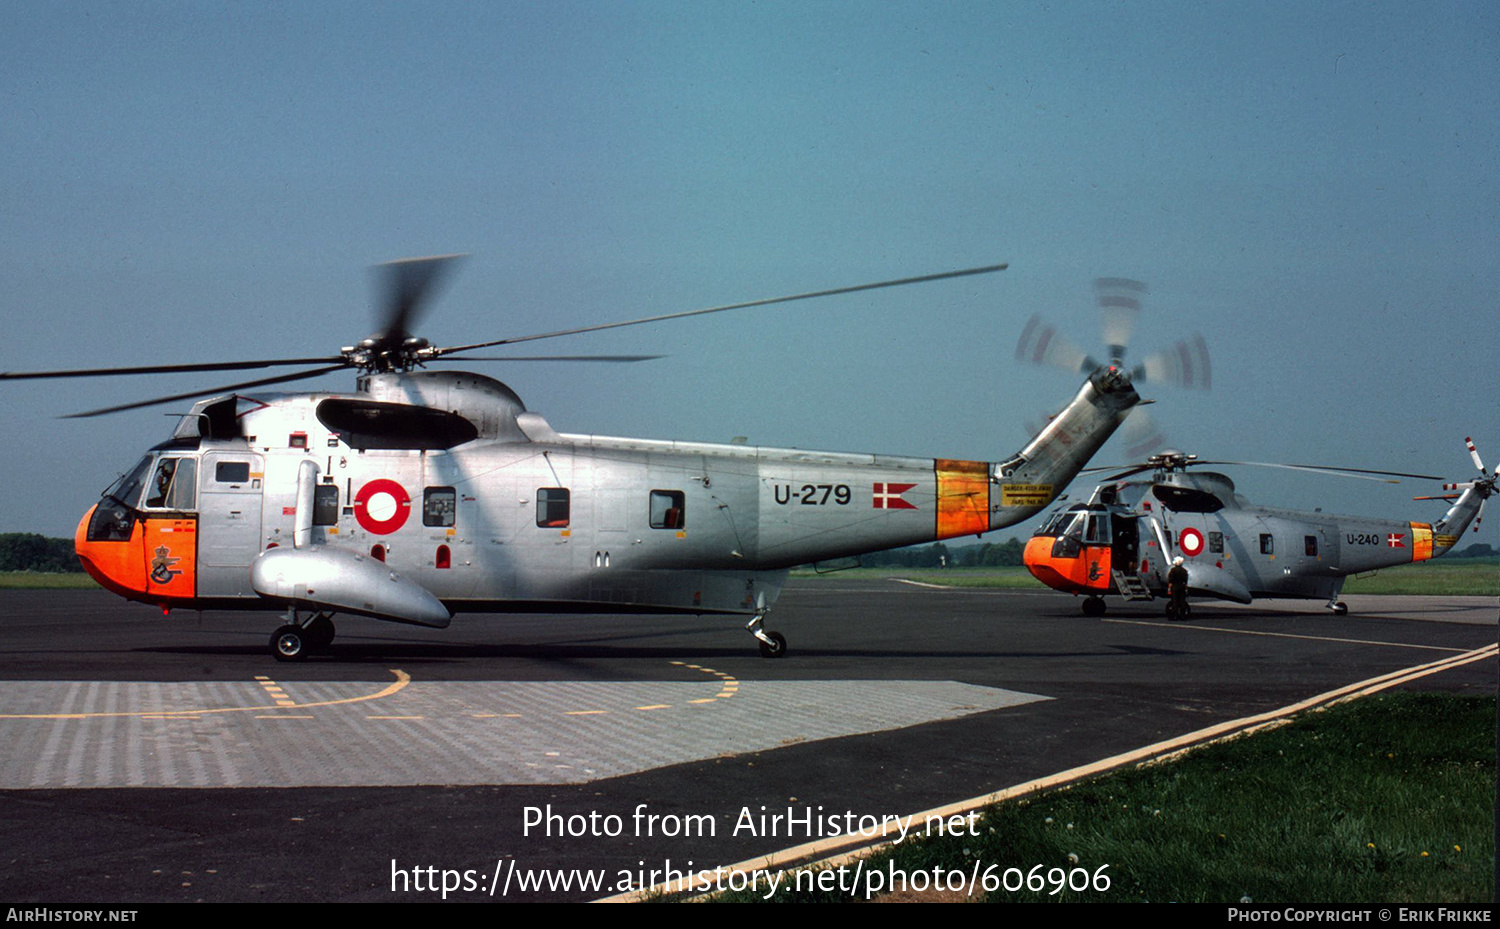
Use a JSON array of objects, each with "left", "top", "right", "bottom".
[
  {"left": 1015, "top": 314, "right": 1096, "bottom": 374},
  {"left": 1121, "top": 407, "right": 1171, "bottom": 460},
  {"left": 1095, "top": 277, "right": 1145, "bottom": 364},
  {"left": 432, "top": 263, "right": 1008, "bottom": 357},
  {"left": 374, "top": 254, "right": 466, "bottom": 343},
  {"left": 62, "top": 364, "right": 351, "bottom": 419},
  {"left": 1132, "top": 334, "right": 1211, "bottom": 389}
]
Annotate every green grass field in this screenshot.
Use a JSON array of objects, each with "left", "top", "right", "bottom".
[
  {"left": 0, "top": 571, "right": 100, "bottom": 589},
  {"left": 711, "top": 693, "right": 1496, "bottom": 903}
]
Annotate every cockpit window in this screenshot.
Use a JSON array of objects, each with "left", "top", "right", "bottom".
[
  {"left": 1085, "top": 514, "right": 1109, "bottom": 544},
  {"left": 102, "top": 456, "right": 153, "bottom": 509},
  {"left": 144, "top": 457, "right": 197, "bottom": 510}
]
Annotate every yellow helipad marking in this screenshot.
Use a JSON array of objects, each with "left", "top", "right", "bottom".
[
  {"left": 461, "top": 662, "right": 740, "bottom": 719},
  {"left": 0, "top": 669, "right": 411, "bottom": 720},
  {"left": 255, "top": 715, "right": 315, "bottom": 720},
  {"left": 366, "top": 715, "right": 423, "bottom": 721}
]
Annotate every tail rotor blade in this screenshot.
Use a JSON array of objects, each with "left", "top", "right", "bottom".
[
  {"left": 1095, "top": 277, "right": 1146, "bottom": 364},
  {"left": 1133, "top": 333, "right": 1211, "bottom": 390},
  {"left": 1016, "top": 314, "right": 1096, "bottom": 374}
]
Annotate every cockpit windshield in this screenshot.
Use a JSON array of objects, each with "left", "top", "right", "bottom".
[{"left": 102, "top": 456, "right": 153, "bottom": 509}]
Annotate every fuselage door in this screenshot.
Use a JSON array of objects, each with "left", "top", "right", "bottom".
[
  {"left": 1110, "top": 513, "right": 1139, "bottom": 572},
  {"left": 197, "top": 452, "right": 265, "bottom": 596}
]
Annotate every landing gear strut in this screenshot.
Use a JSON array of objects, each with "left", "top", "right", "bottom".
[
  {"left": 270, "top": 608, "right": 337, "bottom": 661},
  {"left": 746, "top": 595, "right": 787, "bottom": 658},
  {"left": 1326, "top": 599, "right": 1348, "bottom": 615}
]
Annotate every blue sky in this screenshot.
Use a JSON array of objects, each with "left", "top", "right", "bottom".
[{"left": 3, "top": 1, "right": 1496, "bottom": 540}]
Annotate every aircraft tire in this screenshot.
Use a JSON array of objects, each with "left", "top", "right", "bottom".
[
  {"left": 1332, "top": 601, "right": 1348, "bottom": 615},
  {"left": 272, "top": 625, "right": 309, "bottom": 662},
  {"left": 758, "top": 631, "right": 788, "bottom": 659},
  {"left": 1081, "top": 597, "right": 1106, "bottom": 617}
]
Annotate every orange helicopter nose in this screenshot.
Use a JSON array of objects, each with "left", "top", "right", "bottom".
[
  {"left": 1022, "top": 535, "right": 1111, "bottom": 593},
  {"left": 75, "top": 503, "right": 149, "bottom": 598}
]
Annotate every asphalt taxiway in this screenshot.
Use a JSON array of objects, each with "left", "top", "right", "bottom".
[{"left": 0, "top": 580, "right": 1493, "bottom": 901}]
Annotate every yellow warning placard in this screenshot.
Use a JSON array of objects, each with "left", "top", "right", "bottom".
[{"left": 1000, "top": 483, "right": 1053, "bottom": 507}]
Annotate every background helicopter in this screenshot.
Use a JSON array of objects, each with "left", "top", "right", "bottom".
[
  {"left": 3, "top": 256, "right": 1145, "bottom": 660},
  {"left": 1022, "top": 444, "right": 1495, "bottom": 616}
]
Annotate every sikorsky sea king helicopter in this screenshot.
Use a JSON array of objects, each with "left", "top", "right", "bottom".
[
  {"left": 5, "top": 256, "right": 1146, "bottom": 660},
  {"left": 1022, "top": 445, "right": 1496, "bottom": 617}
]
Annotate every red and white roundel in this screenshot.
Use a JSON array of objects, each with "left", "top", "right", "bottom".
[
  {"left": 1179, "top": 527, "right": 1205, "bottom": 558},
  {"left": 354, "top": 479, "right": 411, "bottom": 534}
]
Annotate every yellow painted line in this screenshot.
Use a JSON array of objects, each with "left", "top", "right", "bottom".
[
  {"left": 255, "top": 715, "right": 315, "bottom": 720},
  {"left": 0, "top": 669, "right": 412, "bottom": 720},
  {"left": 688, "top": 698, "right": 717, "bottom": 705},
  {"left": 140, "top": 715, "right": 201, "bottom": 720},
  {"left": 472, "top": 713, "right": 500, "bottom": 719},
  {"left": 635, "top": 704, "right": 671, "bottom": 711},
  {"left": 597, "top": 643, "right": 1497, "bottom": 903},
  {"left": 565, "top": 710, "right": 607, "bottom": 716},
  {"left": 1104, "top": 618, "right": 1470, "bottom": 652},
  {"left": 366, "top": 715, "right": 423, "bottom": 721},
  {"left": 253, "top": 676, "right": 270, "bottom": 681}
]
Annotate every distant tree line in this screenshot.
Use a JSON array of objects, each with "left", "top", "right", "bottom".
[
  {"left": 0, "top": 534, "right": 82, "bottom": 573},
  {"left": 1451, "top": 542, "right": 1497, "bottom": 560},
  {"left": 858, "top": 538, "right": 1027, "bottom": 568}
]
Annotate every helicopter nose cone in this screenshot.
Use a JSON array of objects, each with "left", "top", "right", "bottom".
[{"left": 74, "top": 504, "right": 147, "bottom": 598}]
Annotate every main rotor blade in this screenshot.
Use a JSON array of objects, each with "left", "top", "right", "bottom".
[
  {"left": 375, "top": 254, "right": 466, "bottom": 341},
  {"left": 1194, "top": 460, "right": 1443, "bottom": 482},
  {"left": 433, "top": 354, "right": 665, "bottom": 363},
  {"left": 63, "top": 364, "right": 350, "bottom": 419},
  {"left": 1, "top": 356, "right": 344, "bottom": 381},
  {"left": 431, "top": 263, "right": 1008, "bottom": 357}
]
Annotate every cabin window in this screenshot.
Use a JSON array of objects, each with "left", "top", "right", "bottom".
[
  {"left": 1259, "top": 534, "right": 1274, "bottom": 555},
  {"left": 536, "top": 488, "right": 570, "bottom": 527},
  {"left": 1209, "top": 531, "right": 1224, "bottom": 554},
  {"left": 423, "top": 487, "right": 456, "bottom": 527},
  {"left": 1085, "top": 514, "right": 1109, "bottom": 544},
  {"left": 1305, "top": 535, "right": 1318, "bottom": 556},
  {"left": 650, "top": 490, "right": 686, "bottom": 529},
  {"left": 313, "top": 484, "right": 340, "bottom": 526},
  {"left": 215, "top": 461, "right": 250, "bottom": 484},
  {"left": 144, "top": 457, "right": 196, "bottom": 510}
]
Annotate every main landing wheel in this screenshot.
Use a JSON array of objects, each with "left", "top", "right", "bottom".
[
  {"left": 1081, "top": 597, "right": 1107, "bottom": 617},
  {"left": 758, "top": 631, "right": 788, "bottom": 659},
  {"left": 272, "top": 624, "right": 308, "bottom": 662}
]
